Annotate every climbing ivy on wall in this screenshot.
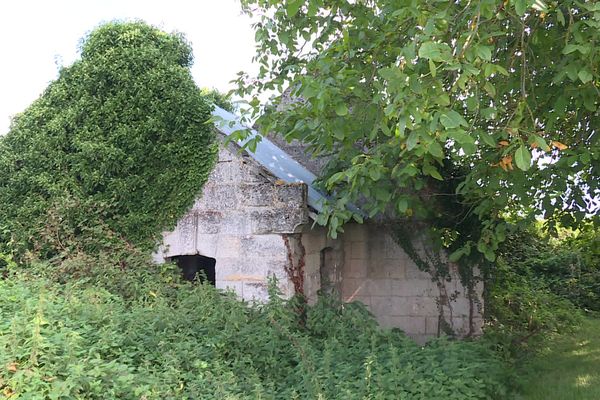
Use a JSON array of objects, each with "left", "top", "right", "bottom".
[{"left": 0, "top": 21, "right": 217, "bottom": 259}]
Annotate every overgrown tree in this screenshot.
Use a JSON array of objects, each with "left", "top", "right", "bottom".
[
  {"left": 0, "top": 21, "right": 217, "bottom": 259},
  {"left": 234, "top": 0, "right": 599, "bottom": 262}
]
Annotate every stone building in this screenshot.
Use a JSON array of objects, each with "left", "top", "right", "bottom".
[{"left": 153, "top": 106, "right": 483, "bottom": 342}]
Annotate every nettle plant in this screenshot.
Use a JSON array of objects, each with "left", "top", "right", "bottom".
[
  {"left": 234, "top": 0, "right": 599, "bottom": 265},
  {"left": 0, "top": 21, "right": 217, "bottom": 260}
]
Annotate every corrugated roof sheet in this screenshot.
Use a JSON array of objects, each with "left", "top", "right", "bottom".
[{"left": 212, "top": 105, "right": 327, "bottom": 213}]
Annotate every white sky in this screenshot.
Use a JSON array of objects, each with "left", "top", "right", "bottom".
[{"left": 0, "top": 0, "right": 257, "bottom": 135}]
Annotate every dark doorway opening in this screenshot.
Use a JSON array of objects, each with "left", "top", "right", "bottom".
[{"left": 172, "top": 255, "right": 216, "bottom": 285}]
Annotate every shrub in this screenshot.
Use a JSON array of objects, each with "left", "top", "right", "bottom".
[
  {"left": 0, "top": 21, "right": 217, "bottom": 259},
  {"left": 0, "top": 260, "right": 511, "bottom": 399},
  {"left": 484, "top": 226, "right": 586, "bottom": 356}
]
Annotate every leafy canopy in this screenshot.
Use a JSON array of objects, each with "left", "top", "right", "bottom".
[
  {"left": 235, "top": 0, "right": 599, "bottom": 260},
  {"left": 0, "top": 21, "right": 217, "bottom": 258}
]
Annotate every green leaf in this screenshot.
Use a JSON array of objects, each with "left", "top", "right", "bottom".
[
  {"left": 515, "top": 145, "right": 532, "bottom": 171},
  {"left": 436, "top": 93, "right": 451, "bottom": 106},
  {"left": 532, "top": 135, "right": 551, "bottom": 151},
  {"left": 423, "top": 163, "right": 443, "bottom": 180},
  {"left": 578, "top": 69, "right": 593, "bottom": 84},
  {"left": 484, "top": 81, "right": 496, "bottom": 97},
  {"left": 449, "top": 129, "right": 475, "bottom": 145},
  {"left": 562, "top": 44, "right": 579, "bottom": 55},
  {"left": 514, "top": 0, "right": 527, "bottom": 16},
  {"left": 428, "top": 59, "right": 437, "bottom": 77},
  {"left": 440, "top": 110, "right": 468, "bottom": 129},
  {"left": 418, "top": 41, "right": 452, "bottom": 62},
  {"left": 397, "top": 198, "right": 408, "bottom": 213},
  {"left": 449, "top": 249, "right": 464, "bottom": 262},
  {"left": 428, "top": 141, "right": 445, "bottom": 158},
  {"left": 407, "top": 132, "right": 419, "bottom": 150},
  {"left": 556, "top": 8, "right": 566, "bottom": 25},
  {"left": 301, "top": 84, "right": 319, "bottom": 99},
  {"left": 475, "top": 45, "right": 492, "bottom": 61},
  {"left": 286, "top": 0, "right": 302, "bottom": 17},
  {"left": 369, "top": 168, "right": 382, "bottom": 181},
  {"left": 335, "top": 103, "right": 349, "bottom": 116},
  {"left": 479, "top": 131, "right": 497, "bottom": 148}
]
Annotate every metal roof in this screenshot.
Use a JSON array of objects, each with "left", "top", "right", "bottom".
[{"left": 212, "top": 105, "right": 327, "bottom": 213}]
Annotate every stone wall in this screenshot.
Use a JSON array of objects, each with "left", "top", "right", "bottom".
[
  {"left": 155, "top": 139, "right": 483, "bottom": 342},
  {"left": 301, "top": 223, "right": 483, "bottom": 343},
  {"left": 155, "top": 144, "right": 309, "bottom": 301}
]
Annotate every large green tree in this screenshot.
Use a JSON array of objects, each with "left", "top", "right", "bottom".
[
  {"left": 235, "top": 0, "right": 599, "bottom": 261},
  {"left": 0, "top": 21, "right": 217, "bottom": 259}
]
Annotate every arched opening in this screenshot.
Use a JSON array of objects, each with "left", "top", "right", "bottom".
[{"left": 171, "top": 255, "right": 216, "bottom": 285}]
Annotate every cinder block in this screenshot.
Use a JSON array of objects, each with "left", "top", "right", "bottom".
[
  {"left": 344, "top": 224, "right": 368, "bottom": 242},
  {"left": 242, "top": 281, "right": 269, "bottom": 301},
  {"left": 350, "top": 241, "right": 368, "bottom": 259},
  {"left": 208, "top": 161, "right": 239, "bottom": 183},
  {"left": 240, "top": 234, "right": 286, "bottom": 259},
  {"left": 391, "top": 279, "right": 436, "bottom": 297},
  {"left": 216, "top": 280, "right": 243, "bottom": 295},
  {"left": 390, "top": 296, "right": 439, "bottom": 316},
  {"left": 196, "top": 211, "right": 223, "bottom": 234},
  {"left": 405, "top": 264, "right": 432, "bottom": 280},
  {"left": 451, "top": 316, "right": 469, "bottom": 335},
  {"left": 299, "top": 230, "right": 327, "bottom": 254},
  {"left": 238, "top": 160, "right": 271, "bottom": 183},
  {"left": 345, "top": 258, "right": 367, "bottom": 278},
  {"left": 239, "top": 183, "right": 275, "bottom": 207},
  {"left": 215, "top": 235, "right": 242, "bottom": 258},
  {"left": 193, "top": 184, "right": 238, "bottom": 210},
  {"left": 215, "top": 258, "right": 244, "bottom": 277},
  {"left": 217, "top": 148, "right": 236, "bottom": 162},
  {"left": 449, "top": 296, "right": 472, "bottom": 317},
  {"left": 364, "top": 279, "right": 393, "bottom": 296},
  {"left": 218, "top": 212, "right": 251, "bottom": 234},
  {"left": 249, "top": 208, "right": 308, "bottom": 234},
  {"left": 370, "top": 296, "right": 393, "bottom": 316},
  {"left": 425, "top": 316, "right": 439, "bottom": 335},
  {"left": 341, "top": 278, "right": 366, "bottom": 298},
  {"left": 161, "top": 213, "right": 197, "bottom": 256},
  {"left": 196, "top": 234, "right": 218, "bottom": 258},
  {"left": 304, "top": 253, "right": 320, "bottom": 274},
  {"left": 273, "top": 184, "right": 307, "bottom": 207},
  {"left": 383, "top": 234, "right": 407, "bottom": 259},
  {"left": 366, "top": 259, "right": 388, "bottom": 279}
]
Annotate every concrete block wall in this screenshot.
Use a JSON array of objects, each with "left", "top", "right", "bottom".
[
  {"left": 339, "top": 224, "right": 482, "bottom": 342},
  {"left": 300, "top": 223, "right": 483, "bottom": 342},
  {"left": 155, "top": 145, "right": 309, "bottom": 301}
]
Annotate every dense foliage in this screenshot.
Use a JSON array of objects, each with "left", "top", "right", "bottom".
[
  {"left": 483, "top": 223, "right": 600, "bottom": 354},
  {"left": 0, "top": 21, "right": 216, "bottom": 259},
  {"left": 235, "top": 0, "right": 599, "bottom": 261},
  {"left": 493, "top": 223, "right": 600, "bottom": 313},
  {"left": 0, "top": 258, "right": 511, "bottom": 400}
]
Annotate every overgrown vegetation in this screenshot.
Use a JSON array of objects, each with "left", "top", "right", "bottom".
[
  {"left": 0, "top": 13, "right": 597, "bottom": 399},
  {"left": 234, "top": 0, "right": 599, "bottom": 271},
  {"left": 0, "top": 258, "right": 511, "bottom": 400},
  {"left": 0, "top": 21, "right": 216, "bottom": 260},
  {"left": 484, "top": 223, "right": 600, "bottom": 356}
]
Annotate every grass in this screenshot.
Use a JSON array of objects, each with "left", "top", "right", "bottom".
[{"left": 517, "top": 317, "right": 600, "bottom": 400}]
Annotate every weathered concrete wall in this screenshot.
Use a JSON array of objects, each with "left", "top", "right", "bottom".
[
  {"left": 155, "top": 144, "right": 309, "bottom": 301},
  {"left": 301, "top": 223, "right": 483, "bottom": 343},
  {"left": 155, "top": 138, "right": 482, "bottom": 342}
]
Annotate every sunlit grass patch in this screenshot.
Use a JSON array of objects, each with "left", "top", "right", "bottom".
[{"left": 519, "top": 317, "right": 600, "bottom": 400}]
